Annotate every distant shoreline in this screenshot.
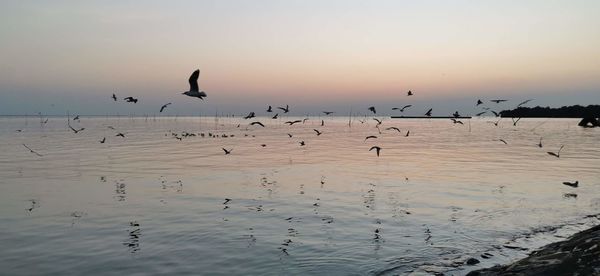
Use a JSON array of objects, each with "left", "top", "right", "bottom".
[{"left": 499, "top": 104, "right": 600, "bottom": 118}]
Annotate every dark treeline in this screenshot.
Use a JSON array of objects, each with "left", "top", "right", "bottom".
[{"left": 500, "top": 105, "right": 600, "bottom": 118}]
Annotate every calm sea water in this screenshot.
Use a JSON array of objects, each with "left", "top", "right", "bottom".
[{"left": 0, "top": 116, "right": 599, "bottom": 275}]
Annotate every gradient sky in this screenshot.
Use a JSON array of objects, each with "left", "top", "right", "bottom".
[{"left": 1, "top": 0, "right": 599, "bottom": 116}]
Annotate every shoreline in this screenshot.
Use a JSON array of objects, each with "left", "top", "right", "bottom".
[{"left": 467, "top": 223, "right": 600, "bottom": 275}]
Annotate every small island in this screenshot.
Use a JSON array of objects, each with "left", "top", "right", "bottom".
[{"left": 499, "top": 105, "right": 600, "bottom": 127}]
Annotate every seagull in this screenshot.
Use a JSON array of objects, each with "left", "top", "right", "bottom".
[
  {"left": 160, "top": 103, "right": 172, "bottom": 113},
  {"left": 490, "top": 99, "right": 507, "bottom": 104},
  {"left": 99, "top": 137, "right": 106, "bottom": 143},
  {"left": 299, "top": 141, "right": 305, "bottom": 146},
  {"left": 182, "top": 69, "right": 207, "bottom": 99},
  {"left": 23, "top": 144, "right": 43, "bottom": 157},
  {"left": 368, "top": 106, "right": 376, "bottom": 114},
  {"left": 323, "top": 111, "right": 335, "bottom": 115},
  {"left": 287, "top": 133, "right": 293, "bottom": 138},
  {"left": 116, "top": 133, "right": 125, "bottom": 138},
  {"left": 244, "top": 112, "right": 256, "bottom": 119},
  {"left": 517, "top": 99, "right": 534, "bottom": 107},
  {"left": 222, "top": 148, "right": 232, "bottom": 155},
  {"left": 405, "top": 130, "right": 410, "bottom": 137},
  {"left": 425, "top": 108, "right": 432, "bottom": 117},
  {"left": 491, "top": 111, "right": 500, "bottom": 117},
  {"left": 369, "top": 146, "right": 381, "bottom": 157},
  {"left": 562, "top": 181, "right": 578, "bottom": 188},
  {"left": 365, "top": 135, "right": 377, "bottom": 141},
  {"left": 373, "top": 118, "right": 382, "bottom": 126},
  {"left": 73, "top": 115, "right": 80, "bottom": 121},
  {"left": 538, "top": 137, "right": 543, "bottom": 148},
  {"left": 476, "top": 111, "right": 487, "bottom": 116},
  {"left": 68, "top": 125, "right": 85, "bottom": 134},
  {"left": 302, "top": 118, "right": 309, "bottom": 124},
  {"left": 277, "top": 105, "right": 289, "bottom": 113},
  {"left": 407, "top": 90, "right": 413, "bottom": 96},
  {"left": 451, "top": 119, "right": 463, "bottom": 124},
  {"left": 285, "top": 120, "right": 302, "bottom": 125},
  {"left": 267, "top": 105, "right": 272, "bottom": 112},
  {"left": 386, "top": 127, "right": 401, "bottom": 132},
  {"left": 250, "top": 121, "right": 265, "bottom": 127},
  {"left": 272, "top": 113, "right": 278, "bottom": 119},
  {"left": 547, "top": 145, "right": 564, "bottom": 158},
  {"left": 512, "top": 117, "right": 521, "bottom": 126},
  {"left": 313, "top": 129, "right": 322, "bottom": 136},
  {"left": 476, "top": 99, "right": 483, "bottom": 106},
  {"left": 392, "top": 105, "right": 412, "bottom": 112},
  {"left": 124, "top": 97, "right": 138, "bottom": 103},
  {"left": 112, "top": 93, "right": 117, "bottom": 101},
  {"left": 499, "top": 139, "right": 508, "bottom": 144}
]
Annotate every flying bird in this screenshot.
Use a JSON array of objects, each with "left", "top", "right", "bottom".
[
  {"left": 538, "top": 137, "right": 543, "bottom": 148},
  {"left": 267, "top": 105, "right": 272, "bottom": 112},
  {"left": 547, "top": 145, "right": 564, "bottom": 158},
  {"left": 68, "top": 125, "right": 85, "bottom": 134},
  {"left": 491, "top": 111, "right": 500, "bottom": 117},
  {"left": 321, "top": 120, "right": 324, "bottom": 126},
  {"left": 287, "top": 133, "right": 293, "bottom": 138},
  {"left": 323, "top": 111, "right": 335, "bottom": 115},
  {"left": 562, "top": 181, "right": 578, "bottom": 188},
  {"left": 116, "top": 133, "right": 125, "bottom": 138},
  {"left": 453, "top": 111, "right": 460, "bottom": 118},
  {"left": 365, "top": 135, "right": 377, "bottom": 141},
  {"left": 99, "top": 137, "right": 106, "bottom": 144},
  {"left": 373, "top": 118, "right": 382, "bottom": 126},
  {"left": 369, "top": 146, "right": 381, "bottom": 157},
  {"left": 313, "top": 129, "right": 322, "bottom": 136},
  {"left": 278, "top": 105, "right": 289, "bottom": 113},
  {"left": 250, "top": 121, "right": 265, "bottom": 127},
  {"left": 368, "top": 106, "right": 376, "bottom": 114},
  {"left": 407, "top": 90, "right": 413, "bottom": 96},
  {"left": 23, "top": 144, "right": 43, "bottom": 157},
  {"left": 451, "top": 119, "right": 463, "bottom": 125},
  {"left": 476, "top": 99, "right": 483, "bottom": 106},
  {"left": 499, "top": 139, "right": 508, "bottom": 144},
  {"left": 517, "top": 99, "right": 534, "bottom": 107},
  {"left": 160, "top": 103, "right": 172, "bottom": 113},
  {"left": 73, "top": 115, "right": 80, "bottom": 121},
  {"left": 299, "top": 141, "right": 305, "bottom": 146},
  {"left": 222, "top": 148, "right": 232, "bottom": 155},
  {"left": 425, "top": 108, "right": 432, "bottom": 117},
  {"left": 303, "top": 118, "right": 309, "bottom": 124},
  {"left": 124, "top": 97, "right": 138, "bottom": 103},
  {"left": 490, "top": 99, "right": 507, "bottom": 104},
  {"left": 244, "top": 112, "right": 256, "bottom": 119},
  {"left": 476, "top": 111, "right": 487, "bottom": 116},
  {"left": 182, "top": 69, "right": 207, "bottom": 99},
  {"left": 512, "top": 117, "right": 521, "bottom": 126},
  {"left": 392, "top": 105, "right": 412, "bottom": 112},
  {"left": 285, "top": 120, "right": 302, "bottom": 125},
  {"left": 272, "top": 113, "right": 278, "bottom": 119},
  {"left": 112, "top": 93, "right": 117, "bottom": 101},
  {"left": 405, "top": 130, "right": 410, "bottom": 137},
  {"left": 386, "top": 127, "right": 401, "bottom": 132}
]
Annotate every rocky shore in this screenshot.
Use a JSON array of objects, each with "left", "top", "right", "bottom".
[{"left": 467, "top": 224, "right": 600, "bottom": 275}]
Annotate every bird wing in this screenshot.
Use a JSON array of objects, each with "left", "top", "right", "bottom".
[{"left": 189, "top": 70, "right": 200, "bottom": 92}]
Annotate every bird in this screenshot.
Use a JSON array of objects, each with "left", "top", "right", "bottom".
[
  {"left": 287, "top": 133, "right": 293, "bottom": 138},
  {"left": 285, "top": 120, "right": 302, "bottom": 125},
  {"left": 112, "top": 93, "right": 117, "bottom": 101},
  {"left": 405, "top": 130, "right": 410, "bottom": 137},
  {"left": 124, "top": 97, "right": 138, "bottom": 103},
  {"left": 313, "top": 129, "right": 322, "bottom": 136},
  {"left": 261, "top": 144, "right": 266, "bottom": 147},
  {"left": 368, "top": 106, "right": 376, "bottom": 114},
  {"left": 451, "top": 119, "right": 463, "bottom": 124},
  {"left": 116, "top": 133, "right": 125, "bottom": 137},
  {"left": 373, "top": 118, "right": 382, "bottom": 126},
  {"left": 267, "top": 105, "right": 272, "bottom": 112},
  {"left": 491, "top": 118, "right": 502, "bottom": 126},
  {"left": 517, "top": 99, "right": 534, "bottom": 107},
  {"left": 250, "top": 121, "right": 265, "bottom": 127},
  {"left": 425, "top": 108, "right": 432, "bottom": 117},
  {"left": 453, "top": 111, "right": 460, "bottom": 118},
  {"left": 272, "top": 113, "right": 278, "bottom": 119},
  {"left": 73, "top": 115, "right": 80, "bottom": 121},
  {"left": 302, "top": 118, "right": 309, "bottom": 124},
  {"left": 160, "top": 103, "right": 172, "bottom": 113},
  {"left": 538, "top": 137, "right": 543, "bottom": 148},
  {"left": 476, "top": 99, "right": 483, "bottom": 106},
  {"left": 182, "top": 69, "right": 207, "bottom": 99},
  {"left": 68, "top": 125, "right": 85, "bottom": 133},
  {"left": 407, "top": 90, "right": 413, "bottom": 96},
  {"left": 547, "top": 145, "right": 564, "bottom": 158},
  {"left": 222, "top": 148, "right": 232, "bottom": 155},
  {"left": 490, "top": 99, "right": 507, "bottom": 104},
  {"left": 512, "top": 117, "right": 521, "bottom": 126},
  {"left": 277, "top": 105, "right": 289, "bottom": 113},
  {"left": 499, "top": 139, "right": 508, "bottom": 144},
  {"left": 299, "top": 141, "right": 305, "bottom": 146},
  {"left": 321, "top": 120, "right": 324, "bottom": 126},
  {"left": 99, "top": 137, "right": 106, "bottom": 143},
  {"left": 323, "top": 111, "right": 335, "bottom": 115},
  {"left": 244, "top": 112, "right": 255, "bottom": 119},
  {"left": 476, "top": 111, "right": 487, "bottom": 116},
  {"left": 369, "top": 146, "right": 381, "bottom": 156},
  {"left": 491, "top": 111, "right": 500, "bottom": 117},
  {"left": 386, "top": 127, "right": 401, "bottom": 132},
  {"left": 23, "top": 144, "right": 43, "bottom": 157},
  {"left": 392, "top": 105, "right": 412, "bottom": 112},
  {"left": 365, "top": 135, "right": 377, "bottom": 141},
  {"left": 562, "top": 181, "right": 578, "bottom": 188}
]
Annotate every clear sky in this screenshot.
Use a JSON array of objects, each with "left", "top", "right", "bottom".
[{"left": 1, "top": 0, "right": 599, "bottom": 116}]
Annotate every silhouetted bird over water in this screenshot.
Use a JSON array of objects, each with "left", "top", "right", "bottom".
[
  {"left": 250, "top": 121, "right": 265, "bottom": 127},
  {"left": 538, "top": 137, "right": 543, "bottom": 148},
  {"left": 99, "top": 137, "right": 106, "bottom": 143},
  {"left": 369, "top": 146, "right": 381, "bottom": 157},
  {"left": 425, "top": 108, "right": 432, "bottom": 117},
  {"left": 222, "top": 148, "right": 232, "bottom": 155},
  {"left": 124, "top": 97, "right": 138, "bottom": 103},
  {"left": 267, "top": 105, "right": 272, "bottom": 112},
  {"left": 547, "top": 145, "right": 564, "bottom": 158},
  {"left": 407, "top": 90, "right": 413, "bottom": 96},
  {"left": 160, "top": 103, "right": 172, "bottom": 112},
  {"left": 182, "top": 69, "right": 207, "bottom": 99},
  {"left": 23, "top": 144, "right": 43, "bottom": 157},
  {"left": 112, "top": 93, "right": 117, "bottom": 101},
  {"left": 562, "top": 181, "right": 578, "bottom": 188},
  {"left": 368, "top": 106, "right": 376, "bottom": 114},
  {"left": 476, "top": 99, "right": 483, "bottom": 106},
  {"left": 490, "top": 99, "right": 507, "bottom": 104},
  {"left": 277, "top": 105, "right": 289, "bottom": 113},
  {"left": 323, "top": 111, "right": 335, "bottom": 115},
  {"left": 392, "top": 105, "right": 412, "bottom": 112}
]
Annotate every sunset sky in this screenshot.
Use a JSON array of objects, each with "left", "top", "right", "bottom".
[{"left": 1, "top": 1, "right": 599, "bottom": 115}]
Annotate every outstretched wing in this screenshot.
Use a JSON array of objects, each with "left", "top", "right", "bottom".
[{"left": 189, "top": 70, "right": 200, "bottom": 92}]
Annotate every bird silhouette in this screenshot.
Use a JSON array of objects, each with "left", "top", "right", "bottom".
[
  {"left": 547, "top": 145, "right": 564, "bottom": 158},
  {"left": 386, "top": 127, "right": 401, "bottom": 132},
  {"left": 490, "top": 99, "right": 507, "bottom": 104},
  {"left": 73, "top": 115, "right": 80, "bottom": 121},
  {"left": 160, "top": 103, "right": 172, "bottom": 113},
  {"left": 538, "top": 137, "right": 543, "bottom": 148},
  {"left": 369, "top": 146, "right": 381, "bottom": 156},
  {"left": 476, "top": 99, "right": 483, "bottom": 106},
  {"left": 250, "top": 121, "right": 265, "bottom": 127},
  {"left": 23, "top": 144, "right": 43, "bottom": 157},
  {"left": 451, "top": 119, "right": 463, "bottom": 124},
  {"left": 425, "top": 108, "right": 432, "bottom": 117},
  {"left": 68, "top": 125, "right": 85, "bottom": 133},
  {"left": 272, "top": 113, "right": 278, "bottom": 119},
  {"left": 373, "top": 118, "right": 382, "bottom": 126},
  {"left": 517, "top": 99, "right": 534, "bottom": 107},
  {"left": 244, "top": 112, "right": 256, "bottom": 119},
  {"left": 453, "top": 111, "right": 460, "bottom": 118},
  {"left": 491, "top": 111, "right": 500, "bottom": 117},
  {"left": 182, "top": 69, "right": 207, "bottom": 99},
  {"left": 392, "top": 105, "right": 412, "bottom": 112},
  {"left": 365, "top": 135, "right": 377, "bottom": 141},
  {"left": 323, "top": 111, "right": 335, "bottom": 115},
  {"left": 313, "top": 129, "right": 322, "bottom": 136},
  {"left": 222, "top": 148, "right": 232, "bottom": 155},
  {"left": 285, "top": 120, "right": 302, "bottom": 125},
  {"left": 407, "top": 90, "right": 413, "bottom": 96},
  {"left": 476, "top": 111, "right": 487, "bottom": 116},
  {"left": 278, "top": 105, "right": 289, "bottom": 113},
  {"left": 299, "top": 141, "right": 305, "bottom": 146},
  {"left": 512, "top": 117, "right": 521, "bottom": 126},
  {"left": 116, "top": 133, "right": 125, "bottom": 137},
  {"left": 562, "top": 181, "right": 578, "bottom": 188},
  {"left": 124, "top": 97, "right": 138, "bottom": 103},
  {"left": 321, "top": 120, "right": 324, "bottom": 126},
  {"left": 368, "top": 106, "right": 376, "bottom": 114},
  {"left": 302, "top": 118, "right": 309, "bottom": 124},
  {"left": 287, "top": 133, "right": 293, "bottom": 138},
  {"left": 112, "top": 93, "right": 117, "bottom": 101},
  {"left": 405, "top": 130, "right": 410, "bottom": 137},
  {"left": 267, "top": 105, "right": 272, "bottom": 112},
  {"left": 99, "top": 137, "right": 106, "bottom": 143},
  {"left": 499, "top": 139, "right": 508, "bottom": 144}
]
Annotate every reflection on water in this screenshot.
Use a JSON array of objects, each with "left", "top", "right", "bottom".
[{"left": 0, "top": 116, "right": 599, "bottom": 275}]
